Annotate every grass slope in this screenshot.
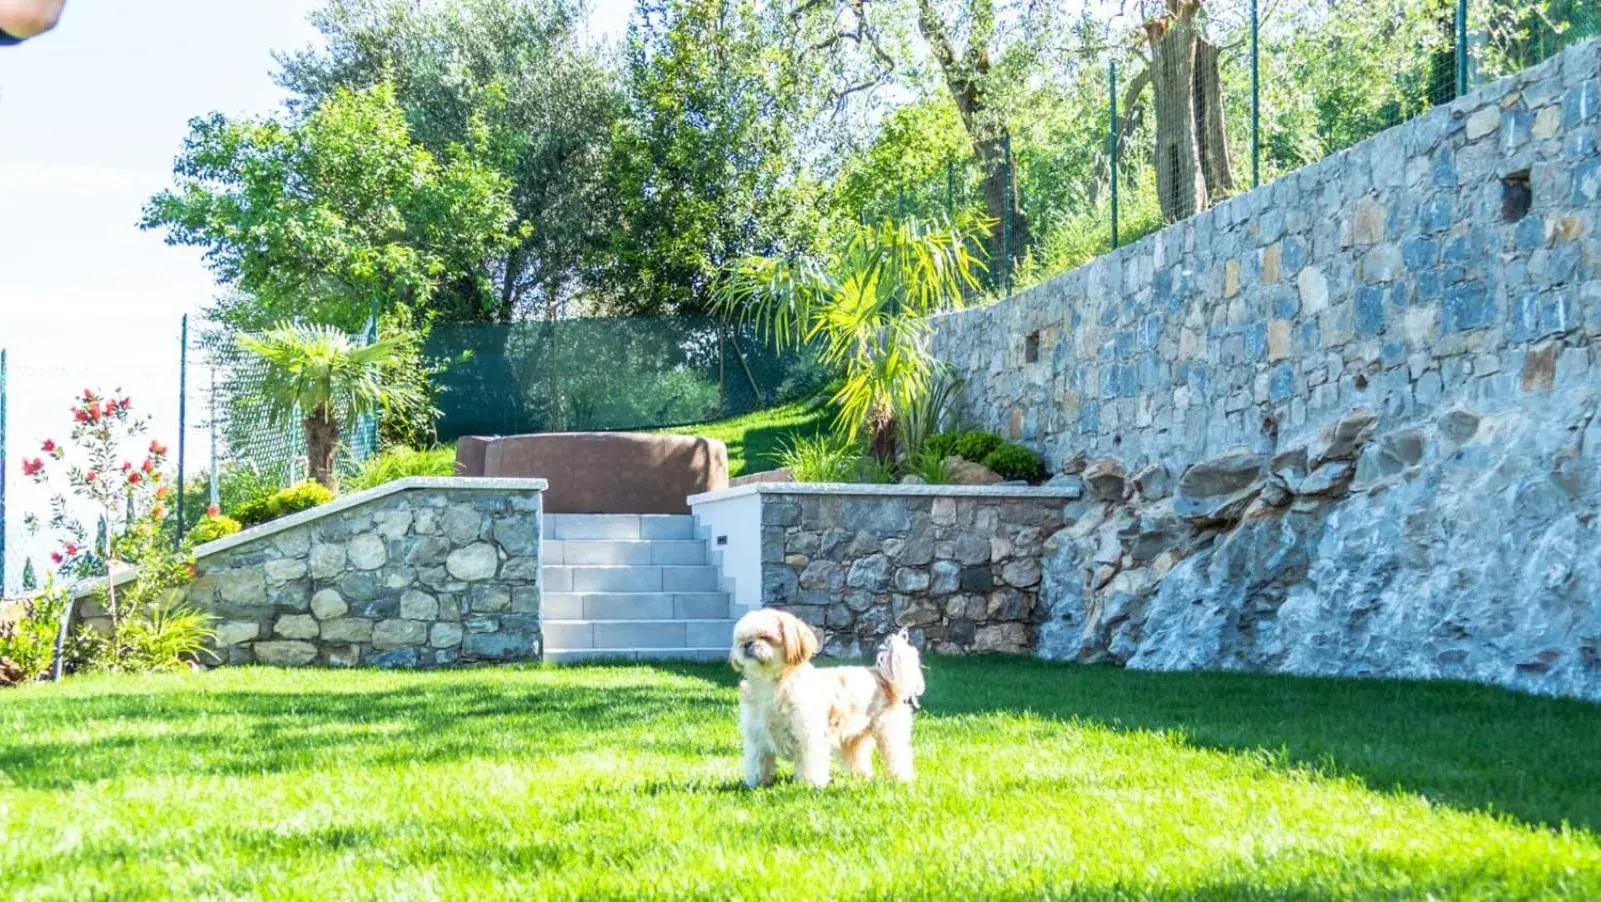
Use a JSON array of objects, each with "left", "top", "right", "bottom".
[
  {"left": 1, "top": 660, "right": 1598, "bottom": 899},
  {"left": 658, "top": 399, "right": 832, "bottom": 477}
]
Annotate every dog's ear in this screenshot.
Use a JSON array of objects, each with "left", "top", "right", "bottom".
[{"left": 779, "top": 611, "right": 819, "bottom": 665}]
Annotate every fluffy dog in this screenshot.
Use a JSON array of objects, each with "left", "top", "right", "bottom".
[{"left": 729, "top": 608, "right": 924, "bottom": 788}]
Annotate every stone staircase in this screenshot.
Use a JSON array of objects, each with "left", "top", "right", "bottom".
[{"left": 541, "top": 514, "right": 736, "bottom": 663}]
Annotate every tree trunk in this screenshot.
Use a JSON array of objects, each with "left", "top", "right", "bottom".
[
  {"left": 1091, "top": 67, "right": 1151, "bottom": 207},
  {"left": 1194, "top": 38, "right": 1235, "bottom": 202},
  {"left": 304, "top": 402, "right": 341, "bottom": 490},
  {"left": 1148, "top": 4, "right": 1207, "bottom": 224},
  {"left": 868, "top": 409, "right": 898, "bottom": 464},
  {"left": 1146, "top": 0, "right": 1235, "bottom": 223},
  {"left": 497, "top": 243, "right": 527, "bottom": 323},
  {"left": 913, "top": 0, "right": 1030, "bottom": 271}
]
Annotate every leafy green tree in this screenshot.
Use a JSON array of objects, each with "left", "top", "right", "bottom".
[
  {"left": 239, "top": 323, "right": 417, "bottom": 488},
  {"left": 142, "top": 83, "right": 518, "bottom": 332},
  {"left": 276, "top": 0, "right": 623, "bottom": 321},
  {"left": 20, "top": 558, "right": 37, "bottom": 592},
  {"left": 600, "top": 0, "right": 833, "bottom": 316},
  {"left": 715, "top": 216, "right": 984, "bottom": 460}
]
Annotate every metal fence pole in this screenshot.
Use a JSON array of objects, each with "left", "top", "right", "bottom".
[
  {"left": 1002, "top": 132, "right": 1014, "bottom": 295},
  {"left": 175, "top": 314, "right": 188, "bottom": 550},
  {"left": 1456, "top": 0, "right": 1468, "bottom": 97},
  {"left": 1110, "top": 62, "right": 1121, "bottom": 251},
  {"left": 1251, "top": 0, "right": 1261, "bottom": 188},
  {"left": 946, "top": 159, "right": 955, "bottom": 221},
  {"left": 1, "top": 348, "right": 7, "bottom": 597},
  {"left": 209, "top": 367, "right": 219, "bottom": 511},
  {"left": 362, "top": 297, "right": 380, "bottom": 457}
]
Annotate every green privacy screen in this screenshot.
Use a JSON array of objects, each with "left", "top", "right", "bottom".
[{"left": 425, "top": 317, "right": 827, "bottom": 441}]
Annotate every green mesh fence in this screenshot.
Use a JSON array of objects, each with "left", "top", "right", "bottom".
[{"left": 425, "top": 317, "right": 828, "bottom": 441}]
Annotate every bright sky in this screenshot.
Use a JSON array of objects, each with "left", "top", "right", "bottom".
[{"left": 0, "top": 0, "right": 632, "bottom": 590}]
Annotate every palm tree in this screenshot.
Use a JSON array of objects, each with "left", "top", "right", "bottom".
[
  {"left": 715, "top": 216, "right": 985, "bottom": 460},
  {"left": 239, "top": 323, "right": 417, "bottom": 489}
]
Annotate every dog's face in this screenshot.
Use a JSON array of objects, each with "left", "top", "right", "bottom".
[{"left": 730, "top": 609, "right": 818, "bottom": 677}]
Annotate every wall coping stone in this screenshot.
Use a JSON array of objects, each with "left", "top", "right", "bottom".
[
  {"left": 688, "top": 482, "right": 1083, "bottom": 505},
  {"left": 193, "top": 476, "right": 548, "bottom": 559}
]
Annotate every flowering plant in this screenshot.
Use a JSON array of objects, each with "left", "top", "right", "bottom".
[{"left": 21, "top": 389, "right": 171, "bottom": 629}]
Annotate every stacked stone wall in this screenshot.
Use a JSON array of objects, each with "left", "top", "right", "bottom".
[{"left": 190, "top": 481, "right": 543, "bottom": 668}]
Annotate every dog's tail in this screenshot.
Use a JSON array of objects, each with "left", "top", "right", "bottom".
[{"left": 873, "top": 628, "right": 925, "bottom": 708}]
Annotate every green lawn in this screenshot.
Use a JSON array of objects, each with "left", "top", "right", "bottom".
[
  {"left": 658, "top": 399, "right": 832, "bottom": 477},
  {"left": 1, "top": 661, "right": 1597, "bottom": 899}
]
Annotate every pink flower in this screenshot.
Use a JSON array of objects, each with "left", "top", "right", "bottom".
[
  {"left": 41, "top": 439, "right": 56, "bottom": 453},
  {"left": 149, "top": 440, "right": 168, "bottom": 457},
  {"left": 206, "top": 503, "right": 221, "bottom": 518},
  {"left": 50, "top": 552, "right": 63, "bottom": 565},
  {"left": 85, "top": 470, "right": 97, "bottom": 482},
  {"left": 21, "top": 458, "right": 43, "bottom": 477},
  {"left": 127, "top": 472, "right": 143, "bottom": 486}
]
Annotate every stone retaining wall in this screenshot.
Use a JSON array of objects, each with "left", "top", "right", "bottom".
[
  {"left": 696, "top": 486, "right": 1076, "bottom": 657},
  {"left": 189, "top": 477, "right": 545, "bottom": 668},
  {"left": 924, "top": 41, "right": 1601, "bottom": 701},
  {"left": 933, "top": 42, "right": 1601, "bottom": 474}
]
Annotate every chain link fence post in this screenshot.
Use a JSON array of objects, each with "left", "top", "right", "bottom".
[
  {"left": 1110, "top": 61, "right": 1120, "bottom": 251},
  {"left": 1456, "top": 0, "right": 1469, "bottom": 97},
  {"left": 1251, "top": 0, "right": 1261, "bottom": 188},
  {"left": 174, "top": 314, "right": 188, "bottom": 550},
  {"left": 1002, "top": 132, "right": 1014, "bottom": 295}
]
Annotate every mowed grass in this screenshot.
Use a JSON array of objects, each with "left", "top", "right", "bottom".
[
  {"left": 1, "top": 660, "right": 1598, "bottom": 899},
  {"left": 658, "top": 399, "right": 832, "bottom": 476}
]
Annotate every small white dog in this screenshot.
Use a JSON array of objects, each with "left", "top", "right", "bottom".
[{"left": 729, "top": 608, "right": 925, "bottom": 788}]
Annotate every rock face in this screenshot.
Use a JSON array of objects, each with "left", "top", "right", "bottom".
[
  {"left": 756, "top": 490, "right": 1070, "bottom": 658},
  {"left": 1039, "top": 395, "right": 1601, "bottom": 702},
  {"left": 190, "top": 485, "right": 544, "bottom": 668}
]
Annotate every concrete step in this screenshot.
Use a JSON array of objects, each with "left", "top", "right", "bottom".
[
  {"left": 544, "top": 514, "right": 696, "bottom": 541},
  {"left": 544, "top": 539, "right": 707, "bottom": 567},
  {"left": 543, "top": 592, "right": 733, "bottom": 621},
  {"left": 543, "top": 647, "right": 729, "bottom": 664},
  {"left": 543, "top": 618, "right": 736, "bottom": 651},
  {"left": 542, "top": 565, "right": 722, "bottom": 594}
]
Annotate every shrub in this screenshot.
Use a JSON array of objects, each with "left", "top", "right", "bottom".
[
  {"left": 923, "top": 432, "right": 962, "bottom": 461},
  {"left": 982, "top": 442, "right": 1047, "bottom": 483},
  {"left": 175, "top": 461, "right": 290, "bottom": 542},
  {"left": 107, "top": 600, "right": 216, "bottom": 673},
  {"left": 234, "top": 481, "right": 334, "bottom": 527},
  {"left": 952, "top": 430, "right": 1004, "bottom": 463},
  {"left": 0, "top": 587, "right": 67, "bottom": 686},
  {"left": 184, "top": 515, "right": 242, "bottom": 549},
  {"left": 781, "top": 433, "right": 864, "bottom": 483},
  {"left": 343, "top": 446, "right": 456, "bottom": 493},
  {"left": 71, "top": 520, "right": 213, "bottom": 675}
]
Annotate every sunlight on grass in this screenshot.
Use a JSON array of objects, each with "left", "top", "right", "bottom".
[
  {"left": 0, "top": 660, "right": 1597, "bottom": 898},
  {"left": 658, "top": 399, "right": 832, "bottom": 476}
]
